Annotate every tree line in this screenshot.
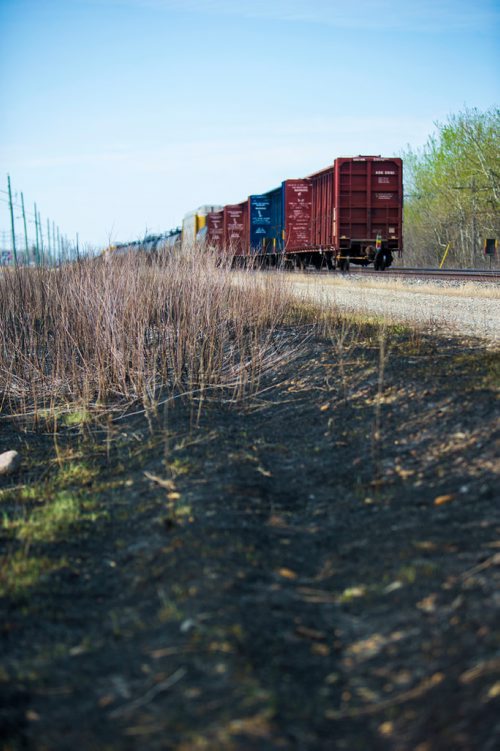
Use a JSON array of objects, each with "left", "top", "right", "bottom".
[{"left": 403, "top": 107, "right": 499, "bottom": 267}]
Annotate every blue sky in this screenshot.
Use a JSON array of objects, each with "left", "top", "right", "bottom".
[{"left": 0, "top": 0, "right": 498, "bottom": 248}]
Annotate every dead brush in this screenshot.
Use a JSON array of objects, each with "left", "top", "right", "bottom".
[
  {"left": 320, "top": 313, "right": 361, "bottom": 403},
  {"left": 371, "top": 327, "right": 389, "bottom": 488},
  {"left": 0, "top": 246, "right": 296, "bottom": 422}
]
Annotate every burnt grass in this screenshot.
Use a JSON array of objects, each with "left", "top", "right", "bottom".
[{"left": 1, "top": 323, "right": 499, "bottom": 751}]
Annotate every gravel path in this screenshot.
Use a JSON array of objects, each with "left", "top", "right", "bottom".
[{"left": 290, "top": 275, "right": 500, "bottom": 342}]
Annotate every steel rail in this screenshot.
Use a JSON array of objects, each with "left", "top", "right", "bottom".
[{"left": 349, "top": 267, "right": 500, "bottom": 282}]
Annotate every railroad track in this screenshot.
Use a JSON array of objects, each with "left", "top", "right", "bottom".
[
  {"left": 349, "top": 267, "right": 500, "bottom": 283},
  {"left": 266, "top": 265, "right": 500, "bottom": 283}
]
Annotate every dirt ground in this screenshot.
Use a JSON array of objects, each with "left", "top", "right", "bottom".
[{"left": 1, "top": 322, "right": 499, "bottom": 751}]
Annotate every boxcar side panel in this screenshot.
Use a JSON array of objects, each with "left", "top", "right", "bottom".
[
  {"left": 249, "top": 194, "right": 273, "bottom": 253},
  {"left": 259, "top": 187, "right": 284, "bottom": 254},
  {"left": 206, "top": 211, "right": 224, "bottom": 250},
  {"left": 309, "top": 165, "right": 335, "bottom": 247},
  {"left": 184, "top": 205, "right": 223, "bottom": 248},
  {"left": 182, "top": 213, "right": 197, "bottom": 247},
  {"left": 283, "top": 179, "right": 313, "bottom": 252},
  {"left": 223, "top": 203, "right": 248, "bottom": 256}
]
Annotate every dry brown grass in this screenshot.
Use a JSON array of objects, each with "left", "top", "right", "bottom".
[{"left": 0, "top": 247, "right": 296, "bottom": 420}]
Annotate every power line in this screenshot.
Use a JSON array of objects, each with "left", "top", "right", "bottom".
[{"left": 1, "top": 174, "right": 83, "bottom": 265}]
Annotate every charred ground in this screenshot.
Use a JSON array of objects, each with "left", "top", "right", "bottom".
[{"left": 1, "top": 322, "right": 499, "bottom": 751}]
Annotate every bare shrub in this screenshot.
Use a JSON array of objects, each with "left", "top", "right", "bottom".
[{"left": 0, "top": 247, "right": 295, "bottom": 419}]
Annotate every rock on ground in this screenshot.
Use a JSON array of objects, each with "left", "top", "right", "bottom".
[{"left": 0, "top": 450, "right": 21, "bottom": 476}]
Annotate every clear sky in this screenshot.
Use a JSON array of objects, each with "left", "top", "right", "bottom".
[{"left": 0, "top": 0, "right": 498, "bottom": 249}]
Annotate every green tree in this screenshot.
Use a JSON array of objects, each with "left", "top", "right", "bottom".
[{"left": 403, "top": 107, "right": 500, "bottom": 267}]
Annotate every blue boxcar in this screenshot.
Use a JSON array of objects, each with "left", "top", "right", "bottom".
[
  {"left": 249, "top": 194, "right": 272, "bottom": 253},
  {"left": 249, "top": 187, "right": 283, "bottom": 255}
]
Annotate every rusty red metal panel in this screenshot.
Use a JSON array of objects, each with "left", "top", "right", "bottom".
[
  {"left": 333, "top": 156, "right": 403, "bottom": 252},
  {"left": 223, "top": 202, "right": 248, "bottom": 256},
  {"left": 206, "top": 211, "right": 224, "bottom": 250},
  {"left": 283, "top": 179, "right": 312, "bottom": 253},
  {"left": 309, "top": 165, "right": 335, "bottom": 247}
]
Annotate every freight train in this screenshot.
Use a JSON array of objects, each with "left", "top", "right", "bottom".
[
  {"left": 189, "top": 155, "right": 403, "bottom": 271},
  {"left": 106, "top": 155, "right": 403, "bottom": 271},
  {"left": 104, "top": 229, "right": 182, "bottom": 257}
]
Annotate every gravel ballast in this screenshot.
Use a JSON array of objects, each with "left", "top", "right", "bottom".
[{"left": 291, "top": 274, "right": 500, "bottom": 342}]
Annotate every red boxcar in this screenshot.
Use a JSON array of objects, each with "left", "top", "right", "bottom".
[
  {"left": 334, "top": 156, "right": 403, "bottom": 269},
  {"left": 283, "top": 179, "right": 313, "bottom": 253},
  {"left": 309, "top": 165, "right": 335, "bottom": 249},
  {"left": 223, "top": 202, "right": 248, "bottom": 256},
  {"left": 206, "top": 210, "right": 224, "bottom": 250},
  {"left": 306, "top": 156, "right": 403, "bottom": 269}
]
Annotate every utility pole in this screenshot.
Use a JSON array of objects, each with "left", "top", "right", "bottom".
[
  {"left": 52, "top": 221, "right": 57, "bottom": 264},
  {"left": 38, "top": 211, "right": 44, "bottom": 262},
  {"left": 7, "top": 175, "right": 18, "bottom": 265},
  {"left": 471, "top": 176, "right": 477, "bottom": 266},
  {"left": 57, "top": 227, "right": 61, "bottom": 260},
  {"left": 34, "top": 203, "right": 40, "bottom": 265},
  {"left": 47, "top": 219, "right": 52, "bottom": 265},
  {"left": 76, "top": 232, "right": 80, "bottom": 261},
  {"left": 21, "top": 192, "right": 30, "bottom": 263}
]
